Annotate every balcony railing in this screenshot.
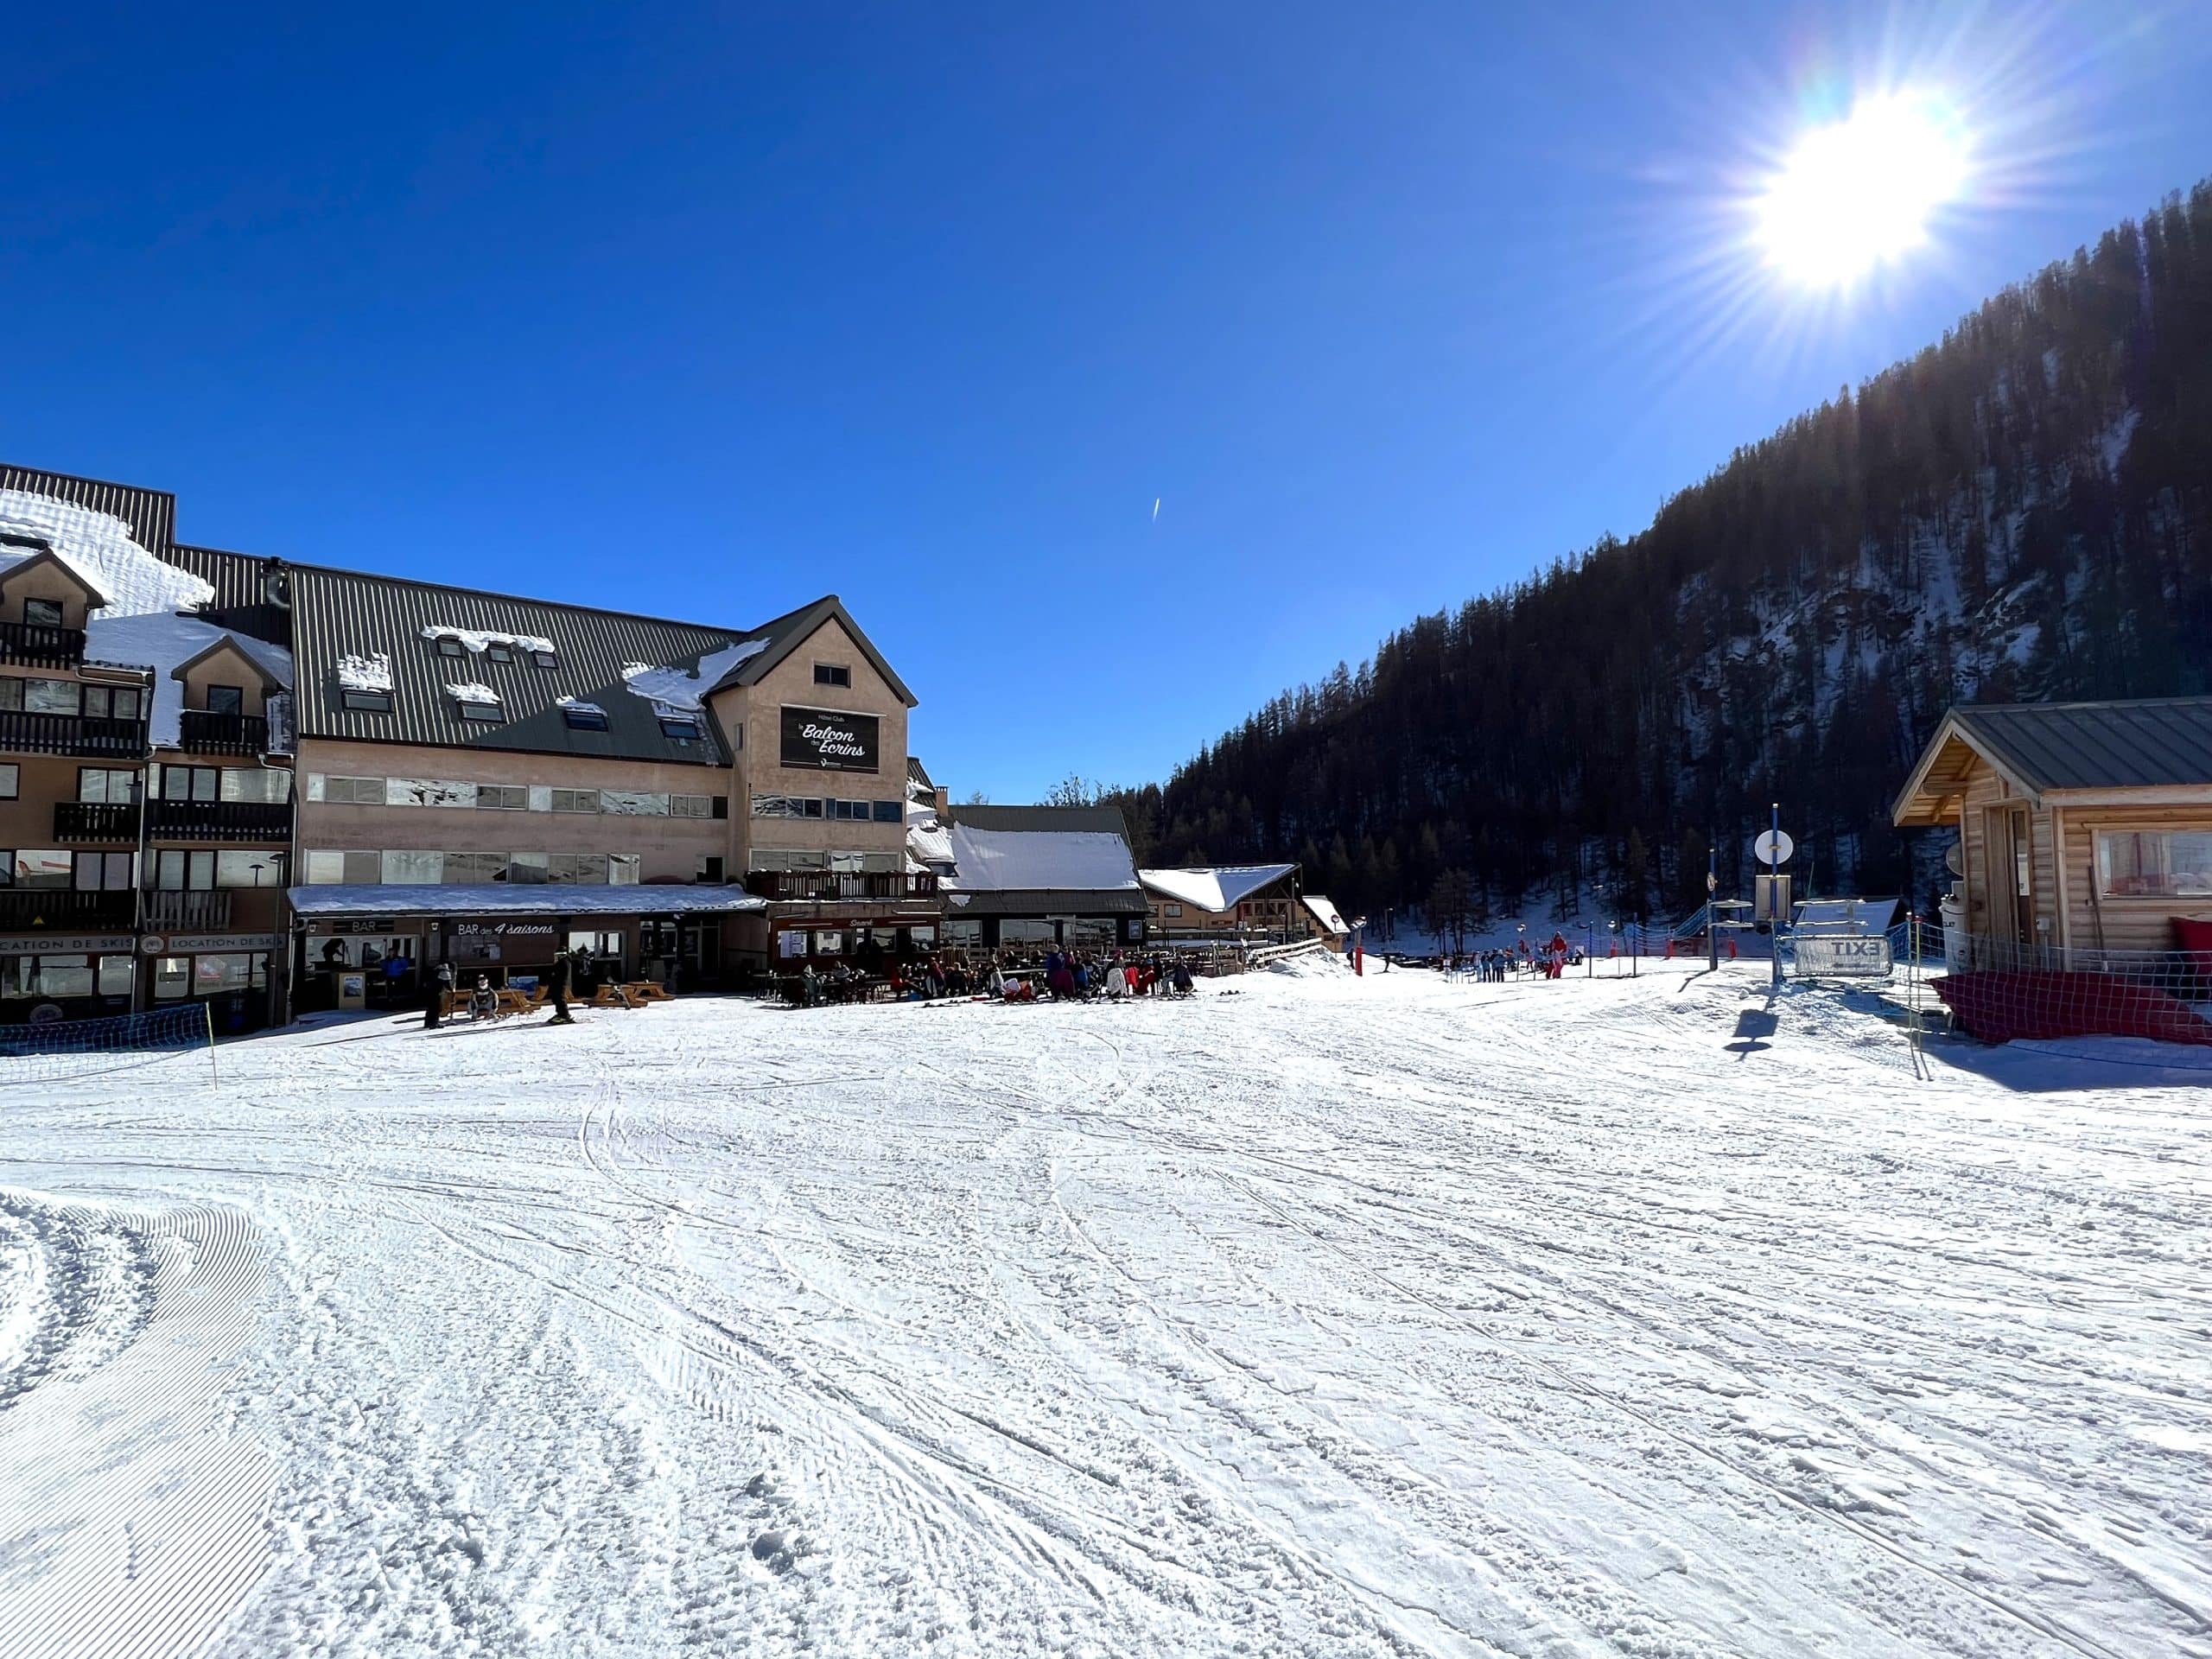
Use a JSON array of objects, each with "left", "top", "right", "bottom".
[
  {"left": 143, "top": 890, "right": 232, "bottom": 930},
  {"left": 54, "top": 800, "right": 139, "bottom": 842},
  {"left": 0, "top": 620, "right": 86, "bottom": 667},
  {"left": 0, "top": 709, "right": 146, "bottom": 759},
  {"left": 745, "top": 871, "right": 940, "bottom": 904},
  {"left": 146, "top": 799, "right": 292, "bottom": 843},
  {"left": 177, "top": 709, "right": 270, "bottom": 755},
  {"left": 0, "top": 889, "right": 136, "bottom": 930}
]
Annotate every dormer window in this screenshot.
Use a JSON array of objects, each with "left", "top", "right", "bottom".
[
  {"left": 532, "top": 649, "right": 557, "bottom": 669},
  {"left": 341, "top": 689, "right": 393, "bottom": 713},
  {"left": 456, "top": 698, "right": 501, "bottom": 722},
  {"left": 659, "top": 716, "right": 702, "bottom": 741},
  {"left": 24, "top": 598, "right": 62, "bottom": 628},
  {"left": 562, "top": 703, "right": 609, "bottom": 732},
  {"left": 486, "top": 641, "right": 513, "bottom": 664},
  {"left": 814, "top": 663, "right": 851, "bottom": 688},
  {"left": 434, "top": 634, "right": 466, "bottom": 658},
  {"left": 207, "top": 685, "right": 243, "bottom": 715}
]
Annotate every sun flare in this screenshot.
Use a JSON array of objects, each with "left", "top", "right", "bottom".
[{"left": 1755, "top": 92, "right": 1970, "bottom": 288}]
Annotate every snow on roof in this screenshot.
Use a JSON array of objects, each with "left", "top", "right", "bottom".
[
  {"left": 556, "top": 696, "right": 607, "bottom": 716},
  {"left": 337, "top": 652, "right": 393, "bottom": 693},
  {"left": 420, "top": 625, "right": 556, "bottom": 656},
  {"left": 445, "top": 681, "right": 501, "bottom": 705},
  {"left": 83, "top": 612, "right": 295, "bottom": 749},
  {"left": 0, "top": 487, "right": 214, "bottom": 616},
  {"left": 1300, "top": 893, "right": 1349, "bottom": 935},
  {"left": 1139, "top": 863, "right": 1298, "bottom": 913},
  {"left": 620, "top": 638, "right": 769, "bottom": 714},
  {"left": 944, "top": 823, "right": 1141, "bottom": 894},
  {"left": 907, "top": 817, "right": 955, "bottom": 868},
  {"left": 288, "top": 883, "right": 766, "bottom": 918}
]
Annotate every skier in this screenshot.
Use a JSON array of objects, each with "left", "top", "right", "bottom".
[
  {"left": 424, "top": 958, "right": 454, "bottom": 1030},
  {"left": 545, "top": 950, "right": 576, "bottom": 1024}
]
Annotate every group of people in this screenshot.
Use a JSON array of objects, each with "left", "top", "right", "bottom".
[
  {"left": 1450, "top": 934, "right": 1580, "bottom": 982},
  {"left": 423, "top": 945, "right": 595, "bottom": 1028},
  {"left": 995, "top": 947, "right": 1195, "bottom": 1003}
]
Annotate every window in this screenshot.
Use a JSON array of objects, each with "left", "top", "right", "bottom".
[
  {"left": 99, "top": 955, "right": 133, "bottom": 996},
  {"left": 659, "top": 716, "right": 702, "bottom": 741},
  {"left": 82, "top": 685, "right": 142, "bottom": 721},
  {"left": 305, "top": 849, "right": 380, "bottom": 885},
  {"left": 444, "top": 851, "right": 506, "bottom": 884},
  {"left": 1163, "top": 902, "right": 1184, "bottom": 918},
  {"left": 12, "top": 849, "right": 72, "bottom": 888},
  {"left": 609, "top": 855, "right": 640, "bottom": 886},
  {"left": 23, "top": 597, "right": 63, "bottom": 628},
  {"left": 508, "top": 852, "right": 550, "bottom": 882},
  {"left": 830, "top": 798, "right": 872, "bottom": 822},
  {"left": 25, "top": 679, "right": 79, "bottom": 716},
  {"left": 194, "top": 953, "right": 266, "bottom": 995},
  {"left": 813, "top": 664, "right": 851, "bottom": 688},
  {"left": 670, "top": 793, "right": 715, "bottom": 819},
  {"left": 161, "top": 766, "right": 219, "bottom": 803},
  {"left": 562, "top": 704, "right": 609, "bottom": 731},
  {"left": 206, "top": 684, "right": 244, "bottom": 715},
  {"left": 78, "top": 768, "right": 137, "bottom": 804},
  {"left": 550, "top": 788, "right": 601, "bottom": 814},
  {"left": 475, "top": 785, "right": 527, "bottom": 810},
  {"left": 341, "top": 689, "right": 394, "bottom": 713},
  {"left": 324, "top": 775, "right": 386, "bottom": 804},
  {"left": 73, "top": 851, "right": 132, "bottom": 891},
  {"left": 698, "top": 855, "right": 725, "bottom": 882},
  {"left": 455, "top": 698, "right": 502, "bottom": 722},
  {"left": 544, "top": 854, "right": 611, "bottom": 885},
  {"left": 381, "top": 849, "right": 444, "bottom": 885},
  {"left": 153, "top": 957, "right": 190, "bottom": 1001},
  {"left": 217, "top": 851, "right": 282, "bottom": 888},
  {"left": 220, "top": 768, "right": 291, "bottom": 804},
  {"left": 153, "top": 849, "right": 217, "bottom": 891},
  {"left": 2096, "top": 830, "right": 2212, "bottom": 899},
  {"left": 0, "top": 764, "right": 16, "bottom": 800},
  {"left": 751, "top": 793, "right": 824, "bottom": 819},
  {"left": 871, "top": 800, "right": 901, "bottom": 824},
  {"left": 531, "top": 649, "right": 557, "bottom": 670},
  {"left": 434, "top": 634, "right": 465, "bottom": 658},
  {"left": 485, "top": 641, "right": 513, "bottom": 664}
]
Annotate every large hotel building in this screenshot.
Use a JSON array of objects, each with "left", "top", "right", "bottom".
[{"left": 0, "top": 461, "right": 940, "bottom": 1031}]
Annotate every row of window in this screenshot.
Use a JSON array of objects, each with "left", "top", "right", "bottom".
[
  {"left": 750, "top": 794, "right": 902, "bottom": 823},
  {"left": 0, "top": 950, "right": 265, "bottom": 1003},
  {"left": 747, "top": 849, "right": 905, "bottom": 874},
  {"left": 307, "top": 774, "right": 724, "bottom": 817},
  {"left": 428, "top": 634, "right": 558, "bottom": 669},
  {"left": 3, "top": 848, "right": 283, "bottom": 890},
  {"left": 302, "top": 849, "right": 646, "bottom": 887},
  {"left": 0, "top": 677, "right": 146, "bottom": 721}
]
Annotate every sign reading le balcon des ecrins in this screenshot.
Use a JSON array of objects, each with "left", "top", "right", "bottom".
[{"left": 781, "top": 706, "right": 878, "bottom": 772}]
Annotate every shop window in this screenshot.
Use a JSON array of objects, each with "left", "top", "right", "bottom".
[
  {"left": 23, "top": 597, "right": 63, "bottom": 628},
  {"left": 1001, "top": 920, "right": 1055, "bottom": 946},
  {"left": 79, "top": 767, "right": 138, "bottom": 804},
  {"left": 153, "top": 957, "right": 191, "bottom": 1000},
  {"left": 98, "top": 955, "right": 134, "bottom": 996},
  {"left": 194, "top": 953, "right": 265, "bottom": 995},
  {"left": 341, "top": 689, "right": 394, "bottom": 713},
  {"left": 207, "top": 684, "right": 244, "bottom": 715},
  {"left": 2097, "top": 830, "right": 2212, "bottom": 899},
  {"left": 944, "top": 918, "right": 982, "bottom": 947},
  {"left": 32, "top": 955, "right": 94, "bottom": 998},
  {"left": 813, "top": 664, "right": 851, "bottom": 688}
]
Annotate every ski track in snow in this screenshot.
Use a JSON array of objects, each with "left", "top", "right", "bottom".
[{"left": 0, "top": 963, "right": 2208, "bottom": 1656}]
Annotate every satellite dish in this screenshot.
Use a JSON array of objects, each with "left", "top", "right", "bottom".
[
  {"left": 1944, "top": 838, "right": 1964, "bottom": 877},
  {"left": 1752, "top": 830, "right": 1795, "bottom": 865}
]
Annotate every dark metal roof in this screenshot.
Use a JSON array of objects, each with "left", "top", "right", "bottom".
[
  {"left": 941, "top": 804, "right": 1147, "bottom": 916},
  {"left": 1951, "top": 698, "right": 2212, "bottom": 793},
  {"left": 948, "top": 804, "right": 1133, "bottom": 836},
  {"left": 289, "top": 563, "right": 763, "bottom": 765},
  {"left": 0, "top": 462, "right": 176, "bottom": 554}
]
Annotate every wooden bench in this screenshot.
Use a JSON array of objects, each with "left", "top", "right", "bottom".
[
  {"left": 494, "top": 986, "right": 547, "bottom": 1019},
  {"left": 593, "top": 983, "right": 646, "bottom": 1010},
  {"left": 623, "top": 980, "right": 674, "bottom": 1003}
]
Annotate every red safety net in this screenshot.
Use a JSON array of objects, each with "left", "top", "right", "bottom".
[{"left": 1933, "top": 971, "right": 2212, "bottom": 1046}]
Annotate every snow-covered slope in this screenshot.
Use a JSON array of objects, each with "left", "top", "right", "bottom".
[{"left": 2, "top": 969, "right": 2206, "bottom": 1656}]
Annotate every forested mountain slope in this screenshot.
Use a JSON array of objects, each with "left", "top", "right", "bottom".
[{"left": 1126, "top": 182, "right": 2212, "bottom": 926}]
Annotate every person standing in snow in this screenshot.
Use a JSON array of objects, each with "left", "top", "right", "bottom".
[
  {"left": 425, "top": 958, "right": 454, "bottom": 1029},
  {"left": 545, "top": 950, "right": 575, "bottom": 1024}
]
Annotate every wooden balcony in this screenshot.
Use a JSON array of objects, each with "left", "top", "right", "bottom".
[
  {"left": 54, "top": 800, "right": 138, "bottom": 842},
  {"left": 744, "top": 871, "right": 940, "bottom": 904},
  {"left": 0, "top": 709, "right": 147, "bottom": 759},
  {"left": 146, "top": 799, "right": 292, "bottom": 843},
  {"left": 143, "top": 890, "right": 233, "bottom": 930},
  {"left": 0, "top": 888, "right": 136, "bottom": 929},
  {"left": 176, "top": 709, "right": 270, "bottom": 755},
  {"left": 0, "top": 619, "right": 86, "bottom": 667}
]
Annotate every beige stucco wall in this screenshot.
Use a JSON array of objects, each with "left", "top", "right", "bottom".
[
  {"left": 178, "top": 642, "right": 276, "bottom": 718},
  {"left": 296, "top": 736, "right": 734, "bottom": 883},
  {"left": 0, "top": 560, "right": 101, "bottom": 630}
]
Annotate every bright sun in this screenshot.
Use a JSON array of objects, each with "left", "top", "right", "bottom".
[{"left": 1756, "top": 92, "right": 1970, "bottom": 288}]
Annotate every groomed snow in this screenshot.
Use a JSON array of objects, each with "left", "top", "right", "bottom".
[{"left": 3, "top": 966, "right": 2209, "bottom": 1656}]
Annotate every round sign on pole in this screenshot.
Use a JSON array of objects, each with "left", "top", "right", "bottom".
[{"left": 1752, "top": 830, "right": 1795, "bottom": 866}]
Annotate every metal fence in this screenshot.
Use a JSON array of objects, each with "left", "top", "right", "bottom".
[{"left": 1897, "top": 915, "right": 2212, "bottom": 1046}]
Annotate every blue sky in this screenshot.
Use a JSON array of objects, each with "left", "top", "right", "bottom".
[{"left": 5, "top": 2, "right": 2209, "bottom": 799}]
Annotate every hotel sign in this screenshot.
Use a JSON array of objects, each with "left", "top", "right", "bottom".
[{"left": 780, "top": 705, "right": 879, "bottom": 773}]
